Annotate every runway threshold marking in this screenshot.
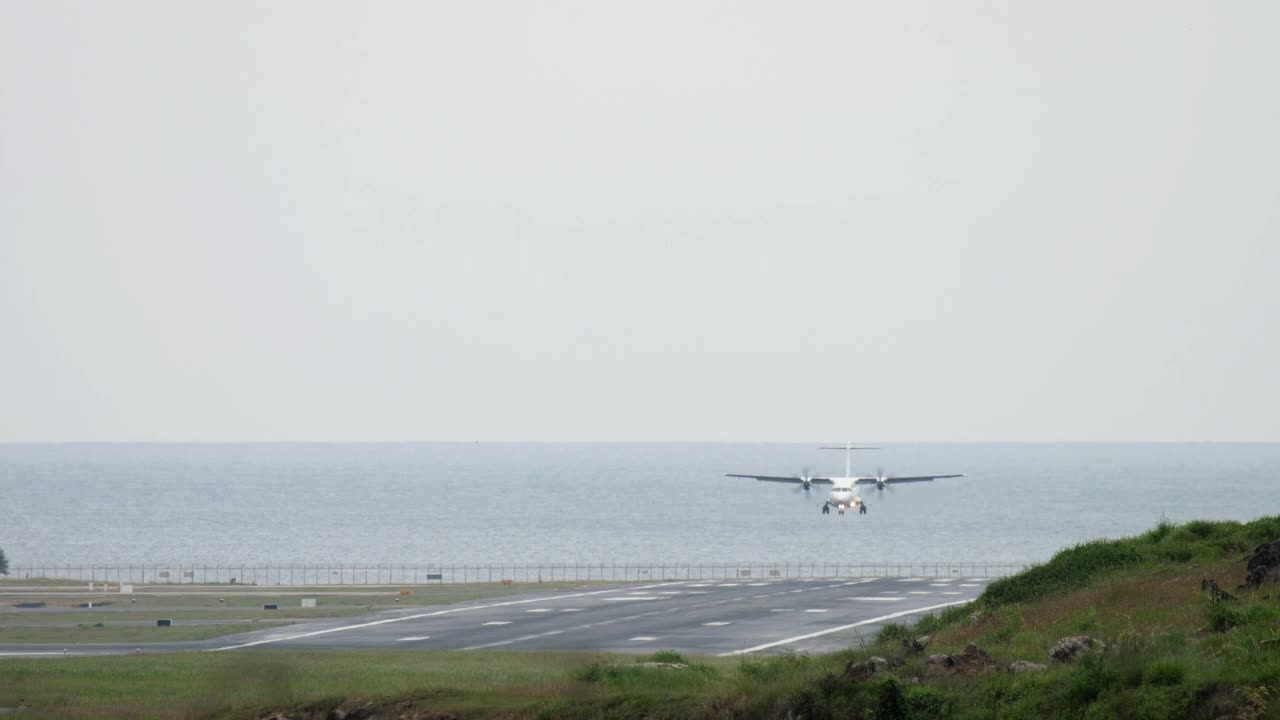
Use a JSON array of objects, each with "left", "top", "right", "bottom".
[
  {"left": 210, "top": 581, "right": 688, "bottom": 651},
  {"left": 718, "top": 600, "right": 972, "bottom": 657}
]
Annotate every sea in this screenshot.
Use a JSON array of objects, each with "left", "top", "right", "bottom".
[{"left": 1, "top": 443, "right": 1277, "bottom": 568}]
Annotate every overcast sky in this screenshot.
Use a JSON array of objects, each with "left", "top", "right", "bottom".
[{"left": 1, "top": 1, "right": 1277, "bottom": 442}]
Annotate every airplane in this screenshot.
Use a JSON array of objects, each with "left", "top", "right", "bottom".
[{"left": 723, "top": 441, "right": 965, "bottom": 516}]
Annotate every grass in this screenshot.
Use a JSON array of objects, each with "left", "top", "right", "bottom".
[{"left": 0, "top": 650, "right": 731, "bottom": 719}]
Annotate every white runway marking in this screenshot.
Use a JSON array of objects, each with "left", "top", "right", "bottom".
[
  {"left": 526, "top": 609, "right": 552, "bottom": 613},
  {"left": 960, "top": 583, "right": 980, "bottom": 587},
  {"left": 747, "top": 583, "right": 768, "bottom": 586},
  {"left": 395, "top": 636, "right": 431, "bottom": 642},
  {"left": 483, "top": 621, "right": 511, "bottom": 626},
  {"left": 908, "top": 591, "right": 931, "bottom": 595},
  {"left": 717, "top": 583, "right": 740, "bottom": 587},
  {"left": 703, "top": 621, "right": 732, "bottom": 626},
  {"left": 878, "top": 590, "right": 901, "bottom": 595},
  {"left": 559, "top": 608, "right": 582, "bottom": 612},
  {"left": 804, "top": 608, "right": 829, "bottom": 613},
  {"left": 942, "top": 591, "right": 962, "bottom": 595},
  {"left": 770, "top": 608, "right": 793, "bottom": 612},
  {"left": 897, "top": 578, "right": 927, "bottom": 582},
  {"left": 688, "top": 583, "right": 711, "bottom": 587},
  {"left": 629, "top": 636, "right": 658, "bottom": 642},
  {"left": 719, "top": 600, "right": 972, "bottom": 656},
  {"left": 967, "top": 579, "right": 988, "bottom": 582},
  {"left": 603, "top": 596, "right": 660, "bottom": 601},
  {"left": 791, "top": 589, "right": 806, "bottom": 594},
  {"left": 850, "top": 597, "right": 903, "bottom": 602},
  {"left": 929, "top": 583, "right": 952, "bottom": 587},
  {"left": 210, "top": 581, "right": 688, "bottom": 651}
]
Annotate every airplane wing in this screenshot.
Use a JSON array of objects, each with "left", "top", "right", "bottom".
[
  {"left": 855, "top": 474, "right": 965, "bottom": 485},
  {"left": 724, "top": 474, "right": 833, "bottom": 485}
]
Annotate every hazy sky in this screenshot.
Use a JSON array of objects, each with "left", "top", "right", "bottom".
[{"left": 1, "top": 1, "right": 1277, "bottom": 442}]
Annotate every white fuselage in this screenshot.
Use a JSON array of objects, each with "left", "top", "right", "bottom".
[{"left": 826, "top": 481, "right": 862, "bottom": 510}]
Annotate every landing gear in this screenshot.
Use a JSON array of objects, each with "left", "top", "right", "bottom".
[
  {"left": 859, "top": 504, "right": 867, "bottom": 515},
  {"left": 821, "top": 503, "right": 830, "bottom": 515}
]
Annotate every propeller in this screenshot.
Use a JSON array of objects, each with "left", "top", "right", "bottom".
[
  {"left": 874, "top": 468, "right": 895, "bottom": 492},
  {"left": 795, "top": 468, "right": 814, "bottom": 492}
]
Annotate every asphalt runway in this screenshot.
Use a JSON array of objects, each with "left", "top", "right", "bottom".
[{"left": 0, "top": 577, "right": 988, "bottom": 658}]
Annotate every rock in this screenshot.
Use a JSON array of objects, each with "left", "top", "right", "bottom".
[
  {"left": 1243, "top": 540, "right": 1280, "bottom": 589},
  {"left": 1050, "top": 636, "right": 1105, "bottom": 663},
  {"left": 1202, "top": 578, "right": 1237, "bottom": 602},
  {"left": 922, "top": 645, "right": 997, "bottom": 675},
  {"left": 1009, "top": 660, "right": 1047, "bottom": 673},
  {"left": 842, "top": 656, "right": 890, "bottom": 681},
  {"left": 902, "top": 635, "right": 932, "bottom": 653}
]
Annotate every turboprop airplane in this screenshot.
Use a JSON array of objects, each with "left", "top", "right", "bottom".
[{"left": 723, "top": 442, "right": 964, "bottom": 516}]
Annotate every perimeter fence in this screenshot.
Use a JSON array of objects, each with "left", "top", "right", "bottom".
[{"left": 5, "top": 562, "right": 1029, "bottom": 586}]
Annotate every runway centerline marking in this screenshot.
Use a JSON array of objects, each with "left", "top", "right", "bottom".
[
  {"left": 849, "top": 597, "right": 902, "bottom": 602},
  {"left": 210, "top": 581, "right": 688, "bottom": 651},
  {"left": 719, "top": 600, "right": 972, "bottom": 656},
  {"left": 804, "top": 609, "right": 829, "bottom": 613},
  {"left": 395, "top": 636, "right": 430, "bottom": 642},
  {"left": 526, "top": 609, "right": 552, "bottom": 613},
  {"left": 483, "top": 621, "right": 511, "bottom": 626},
  {"left": 629, "top": 636, "right": 658, "bottom": 642},
  {"left": 703, "top": 621, "right": 732, "bottom": 626}
]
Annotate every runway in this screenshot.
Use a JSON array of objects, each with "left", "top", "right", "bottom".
[{"left": 0, "top": 577, "right": 988, "bottom": 658}]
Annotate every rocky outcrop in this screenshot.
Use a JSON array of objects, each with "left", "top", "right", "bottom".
[
  {"left": 1009, "top": 660, "right": 1047, "bottom": 673},
  {"left": 1050, "top": 635, "right": 1105, "bottom": 662},
  {"left": 1242, "top": 540, "right": 1280, "bottom": 590}
]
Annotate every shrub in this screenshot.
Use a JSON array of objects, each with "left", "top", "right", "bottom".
[
  {"left": 1205, "top": 601, "right": 1245, "bottom": 633},
  {"left": 982, "top": 539, "right": 1143, "bottom": 606},
  {"left": 1147, "top": 515, "right": 1176, "bottom": 542},
  {"left": 1143, "top": 660, "right": 1186, "bottom": 687},
  {"left": 646, "top": 650, "right": 685, "bottom": 664},
  {"left": 876, "top": 622, "right": 913, "bottom": 644}
]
